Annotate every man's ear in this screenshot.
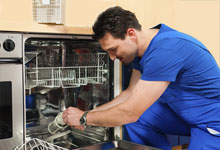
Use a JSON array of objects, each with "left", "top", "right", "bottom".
[{"left": 127, "top": 28, "right": 137, "bottom": 41}]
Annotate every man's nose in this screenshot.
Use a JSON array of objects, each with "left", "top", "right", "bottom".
[{"left": 109, "top": 54, "right": 116, "bottom": 61}]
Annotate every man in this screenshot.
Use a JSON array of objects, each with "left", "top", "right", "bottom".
[{"left": 63, "top": 6, "right": 220, "bottom": 149}]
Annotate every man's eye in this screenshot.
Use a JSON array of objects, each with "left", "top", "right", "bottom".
[
  {"left": 108, "top": 49, "right": 114, "bottom": 53},
  {"left": 111, "top": 48, "right": 117, "bottom": 52},
  {"left": 107, "top": 48, "right": 116, "bottom": 54}
]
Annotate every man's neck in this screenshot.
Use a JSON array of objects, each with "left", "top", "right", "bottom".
[{"left": 137, "top": 28, "right": 159, "bottom": 57}]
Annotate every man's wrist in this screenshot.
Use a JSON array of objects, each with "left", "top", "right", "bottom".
[{"left": 80, "top": 111, "right": 89, "bottom": 126}]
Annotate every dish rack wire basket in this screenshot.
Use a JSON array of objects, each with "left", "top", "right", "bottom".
[
  {"left": 25, "top": 52, "right": 108, "bottom": 90},
  {"left": 14, "top": 138, "right": 68, "bottom": 150}
]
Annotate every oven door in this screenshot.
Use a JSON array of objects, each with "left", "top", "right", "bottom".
[{"left": 0, "top": 62, "right": 24, "bottom": 149}]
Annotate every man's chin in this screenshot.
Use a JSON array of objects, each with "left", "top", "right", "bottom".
[
  {"left": 121, "top": 61, "right": 130, "bottom": 65},
  {"left": 118, "top": 58, "right": 132, "bottom": 65}
]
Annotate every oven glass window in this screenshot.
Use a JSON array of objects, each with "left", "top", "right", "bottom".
[{"left": 0, "top": 82, "right": 12, "bottom": 139}]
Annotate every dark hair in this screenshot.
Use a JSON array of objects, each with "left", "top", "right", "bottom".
[{"left": 92, "top": 6, "right": 142, "bottom": 40}]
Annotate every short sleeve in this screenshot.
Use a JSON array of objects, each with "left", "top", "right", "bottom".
[{"left": 140, "top": 48, "right": 184, "bottom": 81}]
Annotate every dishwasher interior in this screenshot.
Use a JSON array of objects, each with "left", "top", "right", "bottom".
[{"left": 24, "top": 35, "right": 115, "bottom": 149}]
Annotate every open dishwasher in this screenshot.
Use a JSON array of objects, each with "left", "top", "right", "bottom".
[{"left": 20, "top": 33, "right": 121, "bottom": 150}]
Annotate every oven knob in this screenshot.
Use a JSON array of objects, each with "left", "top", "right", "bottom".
[{"left": 3, "top": 39, "right": 15, "bottom": 51}]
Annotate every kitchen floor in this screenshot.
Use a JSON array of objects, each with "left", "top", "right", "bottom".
[{"left": 172, "top": 144, "right": 188, "bottom": 150}]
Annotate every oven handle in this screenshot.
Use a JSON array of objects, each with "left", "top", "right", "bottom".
[{"left": 0, "top": 58, "right": 23, "bottom": 64}]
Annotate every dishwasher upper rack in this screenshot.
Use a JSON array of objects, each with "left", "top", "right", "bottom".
[
  {"left": 25, "top": 52, "right": 108, "bottom": 90},
  {"left": 14, "top": 138, "right": 68, "bottom": 150}
]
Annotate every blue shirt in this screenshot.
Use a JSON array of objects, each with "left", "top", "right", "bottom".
[{"left": 132, "top": 24, "right": 220, "bottom": 125}]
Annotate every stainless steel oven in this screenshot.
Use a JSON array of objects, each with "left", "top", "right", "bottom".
[
  {"left": 0, "top": 31, "right": 121, "bottom": 149},
  {"left": 0, "top": 33, "right": 24, "bottom": 150}
]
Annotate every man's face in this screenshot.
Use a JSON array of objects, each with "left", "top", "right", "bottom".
[{"left": 99, "top": 32, "right": 138, "bottom": 65}]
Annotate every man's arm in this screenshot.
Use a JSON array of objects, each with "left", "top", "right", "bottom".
[
  {"left": 63, "top": 71, "right": 170, "bottom": 127},
  {"left": 86, "top": 80, "right": 170, "bottom": 127},
  {"left": 91, "top": 69, "right": 141, "bottom": 111},
  {"left": 62, "top": 69, "right": 141, "bottom": 126}
]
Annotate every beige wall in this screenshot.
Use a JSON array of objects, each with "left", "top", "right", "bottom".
[
  {"left": 0, "top": 0, "right": 219, "bottom": 63},
  {"left": 174, "top": 0, "right": 219, "bottom": 64},
  {"left": 118, "top": 0, "right": 220, "bottom": 64}
]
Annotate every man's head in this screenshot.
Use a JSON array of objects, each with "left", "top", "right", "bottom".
[
  {"left": 92, "top": 6, "right": 142, "bottom": 64},
  {"left": 92, "top": 6, "right": 141, "bottom": 40}
]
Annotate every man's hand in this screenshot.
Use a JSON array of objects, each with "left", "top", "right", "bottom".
[{"left": 62, "top": 107, "right": 85, "bottom": 130}]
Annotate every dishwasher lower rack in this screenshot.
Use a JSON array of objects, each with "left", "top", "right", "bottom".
[{"left": 14, "top": 138, "right": 68, "bottom": 150}]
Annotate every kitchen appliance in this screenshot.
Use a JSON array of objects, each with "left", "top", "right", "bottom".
[
  {"left": 0, "top": 33, "right": 24, "bottom": 150},
  {"left": 0, "top": 31, "right": 121, "bottom": 150}
]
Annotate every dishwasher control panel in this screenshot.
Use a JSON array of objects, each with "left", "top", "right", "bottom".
[{"left": 0, "top": 33, "right": 22, "bottom": 58}]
